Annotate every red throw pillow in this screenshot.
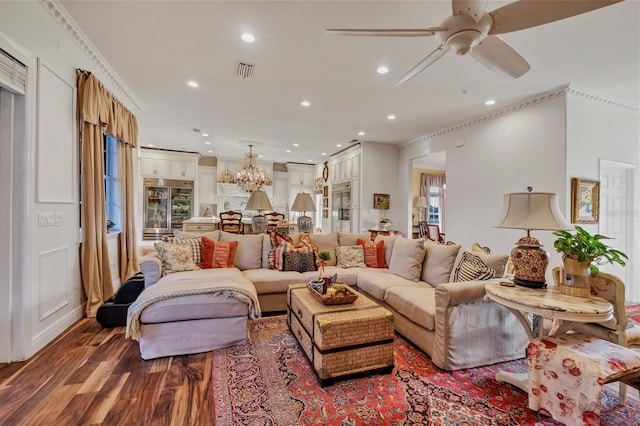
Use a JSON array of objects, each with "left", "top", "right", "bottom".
[
  {"left": 357, "top": 238, "right": 387, "bottom": 268},
  {"left": 200, "top": 237, "right": 238, "bottom": 268}
]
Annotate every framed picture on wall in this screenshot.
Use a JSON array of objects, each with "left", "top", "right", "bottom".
[
  {"left": 571, "top": 178, "right": 600, "bottom": 224},
  {"left": 373, "top": 193, "right": 390, "bottom": 210}
]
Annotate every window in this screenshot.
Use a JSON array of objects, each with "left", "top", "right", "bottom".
[
  {"left": 427, "top": 186, "right": 441, "bottom": 226},
  {"left": 104, "top": 134, "right": 120, "bottom": 232}
]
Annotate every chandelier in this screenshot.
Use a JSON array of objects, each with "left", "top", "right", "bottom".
[{"left": 237, "top": 144, "right": 267, "bottom": 192}]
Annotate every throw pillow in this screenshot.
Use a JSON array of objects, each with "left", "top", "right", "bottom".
[
  {"left": 449, "top": 249, "right": 509, "bottom": 281},
  {"left": 220, "top": 231, "right": 263, "bottom": 270},
  {"left": 273, "top": 234, "right": 316, "bottom": 271},
  {"left": 157, "top": 237, "right": 202, "bottom": 265},
  {"left": 374, "top": 234, "right": 398, "bottom": 267},
  {"left": 336, "top": 245, "right": 366, "bottom": 268},
  {"left": 112, "top": 272, "right": 145, "bottom": 304},
  {"left": 388, "top": 237, "right": 426, "bottom": 282},
  {"left": 154, "top": 241, "right": 199, "bottom": 275},
  {"left": 338, "top": 232, "right": 372, "bottom": 246},
  {"left": 283, "top": 251, "right": 317, "bottom": 273},
  {"left": 452, "top": 252, "right": 496, "bottom": 282},
  {"left": 472, "top": 242, "right": 491, "bottom": 254},
  {"left": 200, "top": 237, "right": 238, "bottom": 268},
  {"left": 268, "top": 231, "right": 294, "bottom": 269},
  {"left": 421, "top": 240, "right": 461, "bottom": 285},
  {"left": 357, "top": 238, "right": 387, "bottom": 268}
]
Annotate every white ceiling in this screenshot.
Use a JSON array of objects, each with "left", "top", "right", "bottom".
[{"left": 59, "top": 0, "right": 639, "bottom": 165}]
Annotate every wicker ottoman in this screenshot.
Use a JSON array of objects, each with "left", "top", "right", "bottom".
[{"left": 287, "top": 284, "right": 395, "bottom": 385}]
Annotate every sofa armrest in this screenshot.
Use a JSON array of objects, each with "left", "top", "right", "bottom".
[
  {"left": 435, "top": 279, "right": 497, "bottom": 307},
  {"left": 139, "top": 252, "right": 162, "bottom": 287}
]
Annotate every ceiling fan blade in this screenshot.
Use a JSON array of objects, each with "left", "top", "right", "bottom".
[
  {"left": 489, "top": 0, "right": 623, "bottom": 35},
  {"left": 452, "top": 0, "right": 488, "bottom": 23},
  {"left": 324, "top": 28, "right": 446, "bottom": 37},
  {"left": 394, "top": 45, "right": 449, "bottom": 86},
  {"left": 470, "top": 35, "right": 530, "bottom": 78}
]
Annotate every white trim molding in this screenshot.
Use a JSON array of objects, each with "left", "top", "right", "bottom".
[
  {"left": 402, "top": 84, "right": 639, "bottom": 150},
  {"left": 39, "top": 0, "right": 144, "bottom": 112}
]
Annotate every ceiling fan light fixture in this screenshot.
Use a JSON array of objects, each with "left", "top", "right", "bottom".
[
  {"left": 447, "top": 29, "right": 483, "bottom": 55},
  {"left": 377, "top": 66, "right": 389, "bottom": 74}
]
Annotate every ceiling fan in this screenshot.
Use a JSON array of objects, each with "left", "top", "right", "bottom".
[{"left": 325, "top": 0, "right": 622, "bottom": 86}]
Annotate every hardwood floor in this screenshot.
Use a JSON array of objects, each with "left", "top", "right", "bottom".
[{"left": 0, "top": 319, "right": 213, "bottom": 425}]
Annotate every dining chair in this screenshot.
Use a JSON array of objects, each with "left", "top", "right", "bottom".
[
  {"left": 265, "top": 212, "right": 285, "bottom": 232},
  {"left": 552, "top": 267, "right": 640, "bottom": 403},
  {"left": 418, "top": 221, "right": 428, "bottom": 239},
  {"left": 219, "top": 210, "right": 243, "bottom": 234}
]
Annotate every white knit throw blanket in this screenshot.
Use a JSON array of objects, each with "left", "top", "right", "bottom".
[{"left": 125, "top": 273, "right": 261, "bottom": 341}]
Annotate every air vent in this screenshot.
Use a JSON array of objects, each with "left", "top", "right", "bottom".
[
  {"left": 237, "top": 62, "right": 255, "bottom": 79},
  {"left": 349, "top": 139, "right": 359, "bottom": 143},
  {"left": 192, "top": 128, "right": 201, "bottom": 133}
]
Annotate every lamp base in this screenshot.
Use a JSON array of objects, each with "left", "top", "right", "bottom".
[
  {"left": 513, "top": 277, "right": 547, "bottom": 289},
  {"left": 297, "top": 216, "right": 312, "bottom": 233}
]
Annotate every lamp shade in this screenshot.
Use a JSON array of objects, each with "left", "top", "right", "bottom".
[
  {"left": 245, "top": 190, "right": 272, "bottom": 212},
  {"left": 493, "top": 192, "right": 572, "bottom": 232},
  {"left": 413, "top": 196, "right": 428, "bottom": 208},
  {"left": 291, "top": 192, "right": 316, "bottom": 213}
]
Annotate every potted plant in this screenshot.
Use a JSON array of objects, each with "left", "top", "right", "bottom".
[
  {"left": 553, "top": 225, "right": 628, "bottom": 273},
  {"left": 316, "top": 251, "right": 332, "bottom": 293},
  {"left": 553, "top": 225, "right": 628, "bottom": 297}
]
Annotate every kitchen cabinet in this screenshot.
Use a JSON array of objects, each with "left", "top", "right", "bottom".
[
  {"left": 183, "top": 222, "right": 217, "bottom": 233},
  {"left": 272, "top": 171, "right": 289, "bottom": 208},
  {"left": 141, "top": 156, "right": 169, "bottom": 177},
  {"left": 170, "top": 159, "right": 197, "bottom": 179},
  {"left": 197, "top": 166, "right": 217, "bottom": 204}
]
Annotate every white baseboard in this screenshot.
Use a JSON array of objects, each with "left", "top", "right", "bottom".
[{"left": 29, "top": 305, "right": 83, "bottom": 358}]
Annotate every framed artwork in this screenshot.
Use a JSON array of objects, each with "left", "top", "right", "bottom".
[
  {"left": 322, "top": 209, "right": 329, "bottom": 219},
  {"left": 314, "top": 177, "right": 323, "bottom": 194},
  {"left": 322, "top": 198, "right": 329, "bottom": 208},
  {"left": 571, "top": 178, "right": 600, "bottom": 224},
  {"left": 322, "top": 185, "right": 328, "bottom": 197},
  {"left": 373, "top": 193, "right": 390, "bottom": 210}
]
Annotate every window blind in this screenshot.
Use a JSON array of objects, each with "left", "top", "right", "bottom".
[{"left": 0, "top": 48, "right": 27, "bottom": 95}]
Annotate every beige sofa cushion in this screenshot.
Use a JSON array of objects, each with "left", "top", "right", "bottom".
[
  {"left": 220, "top": 231, "right": 263, "bottom": 271},
  {"left": 242, "top": 269, "right": 305, "bottom": 294},
  {"left": 174, "top": 229, "right": 220, "bottom": 241},
  {"left": 389, "top": 237, "right": 426, "bottom": 282},
  {"left": 262, "top": 234, "right": 273, "bottom": 269},
  {"left": 309, "top": 233, "right": 338, "bottom": 266},
  {"left": 422, "top": 240, "right": 461, "bottom": 285},
  {"left": 338, "top": 232, "right": 371, "bottom": 246},
  {"left": 356, "top": 271, "right": 422, "bottom": 301},
  {"left": 449, "top": 248, "right": 509, "bottom": 281},
  {"left": 384, "top": 286, "right": 436, "bottom": 331},
  {"left": 374, "top": 234, "right": 399, "bottom": 267}
]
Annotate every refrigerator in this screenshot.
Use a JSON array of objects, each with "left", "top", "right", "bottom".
[{"left": 143, "top": 178, "right": 194, "bottom": 240}]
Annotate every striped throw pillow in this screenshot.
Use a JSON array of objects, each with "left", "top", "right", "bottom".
[
  {"left": 200, "top": 237, "right": 238, "bottom": 268},
  {"left": 452, "top": 252, "right": 495, "bottom": 282},
  {"left": 357, "top": 239, "right": 386, "bottom": 268}
]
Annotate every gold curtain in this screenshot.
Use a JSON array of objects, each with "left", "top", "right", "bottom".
[{"left": 77, "top": 70, "right": 138, "bottom": 316}]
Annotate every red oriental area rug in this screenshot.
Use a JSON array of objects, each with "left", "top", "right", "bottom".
[
  {"left": 212, "top": 315, "right": 640, "bottom": 425},
  {"left": 627, "top": 303, "right": 640, "bottom": 324}
]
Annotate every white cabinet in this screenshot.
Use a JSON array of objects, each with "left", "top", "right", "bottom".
[
  {"left": 171, "top": 159, "right": 197, "bottom": 179},
  {"left": 139, "top": 148, "right": 200, "bottom": 180},
  {"left": 141, "top": 156, "right": 169, "bottom": 177},
  {"left": 286, "top": 164, "right": 316, "bottom": 209},
  {"left": 197, "top": 166, "right": 217, "bottom": 205},
  {"left": 330, "top": 148, "right": 361, "bottom": 183},
  {"left": 272, "top": 171, "right": 289, "bottom": 207}
]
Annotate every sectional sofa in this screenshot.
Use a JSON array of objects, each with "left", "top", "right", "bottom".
[{"left": 135, "top": 230, "right": 529, "bottom": 370}]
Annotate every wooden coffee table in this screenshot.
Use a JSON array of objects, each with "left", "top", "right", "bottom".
[{"left": 287, "top": 284, "right": 395, "bottom": 385}]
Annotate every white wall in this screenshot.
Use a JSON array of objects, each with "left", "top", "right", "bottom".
[
  {"left": 360, "top": 142, "right": 399, "bottom": 232},
  {"left": 0, "top": 1, "right": 141, "bottom": 361},
  {"left": 566, "top": 93, "right": 640, "bottom": 300}
]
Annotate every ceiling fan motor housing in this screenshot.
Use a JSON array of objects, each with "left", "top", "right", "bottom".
[{"left": 438, "top": 13, "right": 492, "bottom": 55}]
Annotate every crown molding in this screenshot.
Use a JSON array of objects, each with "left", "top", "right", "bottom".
[
  {"left": 40, "top": 0, "right": 143, "bottom": 112},
  {"left": 402, "top": 84, "right": 638, "bottom": 150}
]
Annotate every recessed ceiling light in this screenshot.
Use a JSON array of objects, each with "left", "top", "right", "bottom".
[
  {"left": 187, "top": 80, "right": 199, "bottom": 88},
  {"left": 293, "top": 143, "right": 299, "bottom": 147},
  {"left": 336, "top": 144, "right": 342, "bottom": 147},
  {"left": 301, "top": 100, "right": 310, "bottom": 107},
  {"left": 286, "top": 149, "right": 291, "bottom": 153},
  {"left": 259, "top": 154, "right": 264, "bottom": 158},
  {"left": 207, "top": 150, "right": 213, "bottom": 153},
  {"left": 387, "top": 114, "right": 396, "bottom": 120},
  {"left": 307, "top": 160, "right": 312, "bottom": 162},
  {"left": 377, "top": 66, "right": 389, "bottom": 74},
  {"left": 204, "top": 141, "right": 211, "bottom": 145},
  {"left": 358, "top": 131, "right": 365, "bottom": 136},
  {"left": 485, "top": 99, "right": 496, "bottom": 106},
  {"left": 321, "top": 152, "right": 327, "bottom": 156},
  {"left": 202, "top": 133, "right": 208, "bottom": 137},
  {"left": 148, "top": 144, "right": 154, "bottom": 147},
  {"left": 241, "top": 33, "right": 255, "bottom": 43}
]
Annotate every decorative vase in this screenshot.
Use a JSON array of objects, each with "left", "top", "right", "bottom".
[
  {"left": 322, "top": 276, "right": 332, "bottom": 294},
  {"left": 559, "top": 258, "right": 591, "bottom": 298}
]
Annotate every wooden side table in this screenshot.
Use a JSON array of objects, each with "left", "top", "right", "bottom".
[{"left": 484, "top": 283, "right": 613, "bottom": 391}]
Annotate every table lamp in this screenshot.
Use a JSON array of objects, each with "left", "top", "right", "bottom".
[
  {"left": 413, "top": 195, "right": 428, "bottom": 222},
  {"left": 291, "top": 192, "right": 316, "bottom": 233},
  {"left": 245, "top": 190, "right": 272, "bottom": 233},
  {"left": 493, "top": 187, "right": 572, "bottom": 288}
]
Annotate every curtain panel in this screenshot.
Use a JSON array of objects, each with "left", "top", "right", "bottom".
[
  {"left": 420, "top": 172, "right": 446, "bottom": 232},
  {"left": 76, "top": 70, "right": 139, "bottom": 316}
]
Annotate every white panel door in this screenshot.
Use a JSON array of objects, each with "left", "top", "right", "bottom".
[{"left": 599, "top": 161, "right": 634, "bottom": 292}]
